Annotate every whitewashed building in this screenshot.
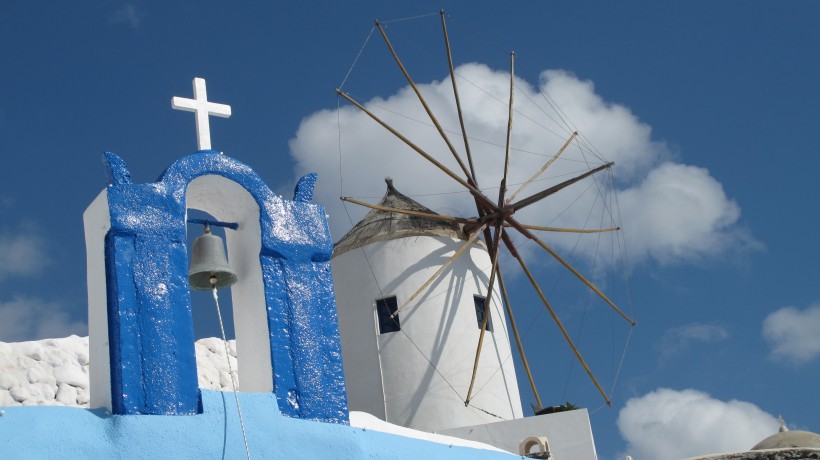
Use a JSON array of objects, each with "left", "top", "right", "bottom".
[{"left": 332, "top": 179, "right": 523, "bottom": 432}]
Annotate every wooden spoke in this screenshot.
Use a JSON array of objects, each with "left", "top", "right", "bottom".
[
  {"left": 522, "top": 224, "right": 620, "bottom": 234},
  {"left": 507, "top": 131, "right": 578, "bottom": 203},
  {"left": 341, "top": 196, "right": 477, "bottom": 224},
  {"left": 502, "top": 236, "right": 612, "bottom": 406},
  {"left": 440, "top": 10, "right": 478, "bottom": 187},
  {"left": 496, "top": 264, "right": 542, "bottom": 409},
  {"left": 375, "top": 20, "right": 475, "bottom": 185},
  {"left": 507, "top": 162, "right": 614, "bottom": 213},
  {"left": 339, "top": 19, "right": 635, "bottom": 408},
  {"left": 504, "top": 214, "right": 636, "bottom": 326},
  {"left": 337, "top": 90, "right": 499, "bottom": 213},
  {"left": 392, "top": 223, "right": 489, "bottom": 318},
  {"left": 465, "top": 224, "right": 503, "bottom": 406},
  {"left": 498, "top": 51, "right": 515, "bottom": 206}
]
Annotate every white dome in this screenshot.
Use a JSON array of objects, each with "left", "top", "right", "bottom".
[{"left": 752, "top": 430, "right": 820, "bottom": 450}]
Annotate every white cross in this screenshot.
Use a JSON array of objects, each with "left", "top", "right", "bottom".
[{"left": 171, "top": 77, "right": 231, "bottom": 151}]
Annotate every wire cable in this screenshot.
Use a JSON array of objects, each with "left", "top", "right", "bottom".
[
  {"left": 211, "top": 282, "right": 251, "bottom": 460},
  {"left": 339, "top": 26, "right": 376, "bottom": 90}
]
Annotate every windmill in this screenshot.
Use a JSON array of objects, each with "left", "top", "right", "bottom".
[{"left": 331, "top": 11, "right": 636, "bottom": 431}]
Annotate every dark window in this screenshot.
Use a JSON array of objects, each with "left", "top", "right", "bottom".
[
  {"left": 474, "top": 295, "right": 493, "bottom": 332},
  {"left": 376, "top": 296, "right": 400, "bottom": 334}
]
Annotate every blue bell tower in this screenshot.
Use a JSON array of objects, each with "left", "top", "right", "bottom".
[{"left": 82, "top": 78, "right": 348, "bottom": 424}]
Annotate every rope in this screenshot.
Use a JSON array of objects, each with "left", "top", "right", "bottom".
[
  {"left": 337, "top": 97, "right": 344, "bottom": 198},
  {"left": 446, "top": 15, "right": 507, "bottom": 55},
  {"left": 337, "top": 10, "right": 612, "bottom": 174},
  {"left": 559, "top": 189, "right": 604, "bottom": 401},
  {"left": 469, "top": 404, "right": 506, "bottom": 421},
  {"left": 609, "top": 325, "right": 633, "bottom": 399},
  {"left": 340, "top": 89, "right": 600, "bottom": 164},
  {"left": 339, "top": 26, "right": 375, "bottom": 90},
  {"left": 380, "top": 11, "right": 440, "bottom": 24},
  {"left": 516, "top": 61, "right": 577, "bottom": 139},
  {"left": 406, "top": 14, "right": 585, "bottom": 151},
  {"left": 513, "top": 77, "right": 576, "bottom": 139},
  {"left": 211, "top": 282, "right": 251, "bottom": 460},
  {"left": 371, "top": 17, "right": 572, "bottom": 146}
]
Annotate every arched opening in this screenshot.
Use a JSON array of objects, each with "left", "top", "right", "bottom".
[
  {"left": 186, "top": 174, "right": 272, "bottom": 393},
  {"left": 187, "top": 208, "right": 237, "bottom": 340},
  {"left": 186, "top": 208, "right": 240, "bottom": 392}
]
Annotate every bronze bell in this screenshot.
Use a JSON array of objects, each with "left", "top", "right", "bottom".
[{"left": 188, "top": 224, "right": 238, "bottom": 290}]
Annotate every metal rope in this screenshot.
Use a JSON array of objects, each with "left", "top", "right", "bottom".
[
  {"left": 337, "top": 97, "right": 344, "bottom": 198},
  {"left": 211, "top": 284, "right": 251, "bottom": 460},
  {"left": 339, "top": 26, "right": 375, "bottom": 90},
  {"left": 380, "top": 11, "right": 440, "bottom": 25},
  {"left": 340, "top": 89, "right": 598, "bottom": 164}
]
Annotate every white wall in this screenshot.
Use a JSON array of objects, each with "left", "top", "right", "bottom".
[
  {"left": 333, "top": 235, "right": 523, "bottom": 432},
  {"left": 438, "top": 408, "right": 599, "bottom": 458},
  {"left": 83, "top": 190, "right": 112, "bottom": 411}
]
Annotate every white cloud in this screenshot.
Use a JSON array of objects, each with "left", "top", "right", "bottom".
[
  {"left": 659, "top": 322, "right": 729, "bottom": 360},
  {"left": 618, "top": 163, "right": 760, "bottom": 264},
  {"left": 0, "top": 223, "right": 50, "bottom": 280},
  {"left": 109, "top": 4, "right": 144, "bottom": 31},
  {"left": 0, "top": 221, "right": 74, "bottom": 342},
  {"left": 289, "top": 63, "right": 755, "bottom": 267},
  {"left": 762, "top": 303, "right": 820, "bottom": 365},
  {"left": 0, "top": 296, "right": 87, "bottom": 343},
  {"left": 617, "top": 388, "right": 779, "bottom": 460}
]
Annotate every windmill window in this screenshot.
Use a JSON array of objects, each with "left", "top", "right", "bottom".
[
  {"left": 474, "top": 295, "right": 494, "bottom": 332},
  {"left": 376, "top": 296, "right": 401, "bottom": 334}
]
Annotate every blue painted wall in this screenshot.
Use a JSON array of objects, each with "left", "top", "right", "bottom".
[
  {"left": 0, "top": 391, "right": 517, "bottom": 459},
  {"left": 101, "top": 150, "right": 347, "bottom": 422}
]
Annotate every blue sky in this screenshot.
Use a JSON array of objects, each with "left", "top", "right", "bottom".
[{"left": 1, "top": 1, "right": 818, "bottom": 458}]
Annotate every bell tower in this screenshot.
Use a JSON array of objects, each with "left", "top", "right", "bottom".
[{"left": 82, "top": 78, "right": 348, "bottom": 423}]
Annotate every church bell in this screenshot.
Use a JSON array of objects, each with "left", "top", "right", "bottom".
[{"left": 188, "top": 224, "right": 238, "bottom": 290}]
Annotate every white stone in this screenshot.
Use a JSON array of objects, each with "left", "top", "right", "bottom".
[
  {"left": 0, "top": 373, "right": 14, "bottom": 390},
  {"left": 0, "top": 336, "right": 253, "bottom": 407},
  {"left": 46, "top": 352, "right": 63, "bottom": 367},
  {"left": 54, "top": 363, "right": 88, "bottom": 389},
  {"left": 38, "top": 383, "right": 56, "bottom": 401},
  {"left": 55, "top": 383, "right": 78, "bottom": 406},
  {"left": 27, "top": 368, "right": 41, "bottom": 384},
  {"left": 10, "top": 386, "right": 29, "bottom": 403},
  {"left": 23, "top": 344, "right": 44, "bottom": 361},
  {"left": 76, "top": 390, "right": 89, "bottom": 406},
  {"left": 77, "top": 349, "right": 89, "bottom": 366}
]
